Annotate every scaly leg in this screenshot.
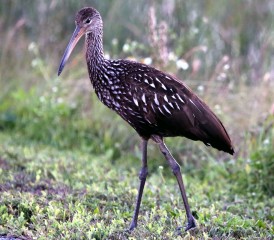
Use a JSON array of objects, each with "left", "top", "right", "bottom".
[
  {"left": 153, "top": 135, "right": 196, "bottom": 231},
  {"left": 129, "top": 139, "right": 148, "bottom": 231}
]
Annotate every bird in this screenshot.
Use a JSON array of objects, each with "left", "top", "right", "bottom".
[{"left": 58, "top": 7, "right": 234, "bottom": 232}]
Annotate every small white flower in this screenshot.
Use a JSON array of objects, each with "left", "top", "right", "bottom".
[
  {"left": 144, "top": 57, "right": 152, "bottom": 65},
  {"left": 263, "top": 138, "right": 269, "bottom": 145},
  {"left": 168, "top": 52, "right": 177, "bottom": 61},
  {"left": 52, "top": 86, "right": 58, "bottom": 93},
  {"left": 197, "top": 85, "right": 204, "bottom": 92},
  {"left": 57, "top": 97, "right": 63, "bottom": 104},
  {"left": 111, "top": 38, "right": 118, "bottom": 45},
  {"left": 176, "top": 59, "right": 189, "bottom": 70},
  {"left": 123, "top": 43, "right": 130, "bottom": 52},
  {"left": 39, "top": 96, "right": 45, "bottom": 103}
]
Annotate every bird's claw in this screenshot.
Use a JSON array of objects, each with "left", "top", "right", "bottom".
[
  {"left": 175, "top": 216, "right": 196, "bottom": 234},
  {"left": 185, "top": 215, "right": 196, "bottom": 231},
  {"left": 127, "top": 221, "right": 137, "bottom": 232}
]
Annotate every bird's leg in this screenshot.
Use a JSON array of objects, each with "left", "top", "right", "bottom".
[
  {"left": 153, "top": 135, "right": 196, "bottom": 231},
  {"left": 129, "top": 139, "right": 148, "bottom": 231}
]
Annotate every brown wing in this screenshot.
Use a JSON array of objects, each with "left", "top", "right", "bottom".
[{"left": 123, "top": 60, "right": 234, "bottom": 155}]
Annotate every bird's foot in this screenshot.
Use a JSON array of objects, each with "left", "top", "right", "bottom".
[
  {"left": 175, "top": 215, "right": 196, "bottom": 234},
  {"left": 185, "top": 215, "right": 196, "bottom": 231},
  {"left": 127, "top": 220, "right": 137, "bottom": 232}
]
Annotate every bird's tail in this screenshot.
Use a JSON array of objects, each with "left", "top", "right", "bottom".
[
  {"left": 199, "top": 102, "right": 234, "bottom": 155},
  {"left": 187, "top": 95, "right": 235, "bottom": 155}
]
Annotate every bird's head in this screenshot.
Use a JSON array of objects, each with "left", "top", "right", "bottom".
[{"left": 58, "top": 7, "right": 102, "bottom": 76}]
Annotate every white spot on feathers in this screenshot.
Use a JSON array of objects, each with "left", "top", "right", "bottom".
[
  {"left": 133, "top": 97, "right": 139, "bottom": 107},
  {"left": 154, "top": 94, "right": 160, "bottom": 105}
]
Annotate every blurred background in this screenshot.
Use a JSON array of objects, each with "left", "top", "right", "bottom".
[{"left": 0, "top": 0, "right": 273, "bottom": 193}]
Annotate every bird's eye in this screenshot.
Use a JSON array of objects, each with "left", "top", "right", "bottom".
[{"left": 85, "top": 18, "right": 91, "bottom": 24}]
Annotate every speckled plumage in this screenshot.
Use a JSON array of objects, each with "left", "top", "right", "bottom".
[
  {"left": 58, "top": 7, "right": 234, "bottom": 232},
  {"left": 87, "top": 56, "right": 234, "bottom": 154}
]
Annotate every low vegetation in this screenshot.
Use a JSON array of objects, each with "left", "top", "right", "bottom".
[
  {"left": 0, "top": 76, "right": 273, "bottom": 239},
  {"left": 0, "top": 1, "right": 273, "bottom": 239}
]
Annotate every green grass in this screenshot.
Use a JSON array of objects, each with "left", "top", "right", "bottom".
[
  {"left": 0, "top": 128, "right": 273, "bottom": 239},
  {"left": 0, "top": 42, "right": 273, "bottom": 240},
  {"left": 1, "top": 1, "right": 274, "bottom": 238},
  {"left": 0, "top": 81, "right": 273, "bottom": 239}
]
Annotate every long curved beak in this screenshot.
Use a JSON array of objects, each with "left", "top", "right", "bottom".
[{"left": 58, "top": 26, "right": 85, "bottom": 76}]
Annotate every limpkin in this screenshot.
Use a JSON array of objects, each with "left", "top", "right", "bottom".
[{"left": 58, "top": 7, "right": 234, "bottom": 231}]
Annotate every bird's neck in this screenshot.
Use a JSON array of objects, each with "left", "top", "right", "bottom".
[{"left": 85, "top": 29, "right": 105, "bottom": 83}]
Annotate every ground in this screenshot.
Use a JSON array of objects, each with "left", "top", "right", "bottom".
[{"left": 0, "top": 129, "right": 273, "bottom": 239}]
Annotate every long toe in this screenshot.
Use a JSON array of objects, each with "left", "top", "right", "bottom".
[
  {"left": 128, "top": 221, "right": 137, "bottom": 232},
  {"left": 185, "top": 216, "right": 196, "bottom": 231}
]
